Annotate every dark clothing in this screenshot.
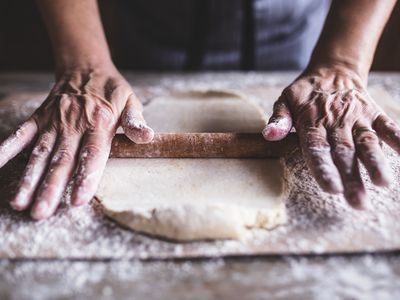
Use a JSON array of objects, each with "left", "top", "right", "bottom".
[{"left": 112, "top": 0, "right": 330, "bottom": 70}]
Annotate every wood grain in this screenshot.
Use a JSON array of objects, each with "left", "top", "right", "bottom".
[{"left": 110, "top": 132, "right": 298, "bottom": 158}]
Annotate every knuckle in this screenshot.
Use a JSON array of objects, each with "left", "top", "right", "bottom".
[
  {"left": 32, "top": 146, "right": 51, "bottom": 158},
  {"left": 52, "top": 148, "right": 74, "bottom": 165},
  {"left": 302, "top": 136, "right": 331, "bottom": 163},
  {"left": 92, "top": 106, "right": 116, "bottom": 126},
  {"left": 33, "top": 139, "right": 53, "bottom": 156},
  {"left": 355, "top": 131, "right": 378, "bottom": 144},
  {"left": 333, "top": 141, "right": 355, "bottom": 154},
  {"left": 81, "top": 143, "right": 102, "bottom": 158},
  {"left": 303, "top": 127, "right": 327, "bottom": 147},
  {"left": 306, "top": 139, "right": 330, "bottom": 151}
]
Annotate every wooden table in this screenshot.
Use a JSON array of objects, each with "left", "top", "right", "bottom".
[{"left": 0, "top": 72, "right": 400, "bottom": 299}]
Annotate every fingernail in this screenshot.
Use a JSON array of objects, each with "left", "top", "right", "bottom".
[
  {"left": 10, "top": 199, "right": 27, "bottom": 211},
  {"left": 10, "top": 191, "right": 29, "bottom": 211},
  {"left": 129, "top": 125, "right": 154, "bottom": 144},
  {"left": 31, "top": 201, "right": 49, "bottom": 220},
  {"left": 347, "top": 190, "right": 368, "bottom": 210},
  {"left": 262, "top": 118, "right": 290, "bottom": 141}
]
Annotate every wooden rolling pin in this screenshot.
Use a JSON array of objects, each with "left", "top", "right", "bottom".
[{"left": 110, "top": 133, "right": 298, "bottom": 158}]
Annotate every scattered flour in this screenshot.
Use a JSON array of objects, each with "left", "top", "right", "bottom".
[
  {"left": 1, "top": 72, "right": 400, "bottom": 299},
  {"left": 0, "top": 74, "right": 400, "bottom": 259},
  {"left": 0, "top": 255, "right": 399, "bottom": 300}
]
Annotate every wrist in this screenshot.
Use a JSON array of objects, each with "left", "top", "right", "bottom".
[
  {"left": 307, "top": 46, "right": 372, "bottom": 83},
  {"left": 301, "top": 62, "right": 368, "bottom": 90},
  {"left": 306, "top": 57, "right": 369, "bottom": 84},
  {"left": 53, "top": 41, "right": 113, "bottom": 73},
  {"left": 54, "top": 56, "right": 116, "bottom": 79},
  {"left": 55, "top": 55, "right": 113, "bottom": 74}
]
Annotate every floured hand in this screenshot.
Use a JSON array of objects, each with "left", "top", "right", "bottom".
[
  {"left": 0, "top": 65, "right": 154, "bottom": 219},
  {"left": 263, "top": 66, "right": 399, "bottom": 209}
]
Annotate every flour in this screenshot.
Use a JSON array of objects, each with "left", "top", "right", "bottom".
[
  {"left": 1, "top": 255, "right": 399, "bottom": 300},
  {"left": 0, "top": 73, "right": 400, "bottom": 259},
  {"left": 120, "top": 108, "right": 154, "bottom": 144},
  {"left": 262, "top": 117, "right": 291, "bottom": 141}
]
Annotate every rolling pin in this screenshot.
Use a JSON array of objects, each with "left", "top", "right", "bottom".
[{"left": 110, "top": 132, "right": 298, "bottom": 158}]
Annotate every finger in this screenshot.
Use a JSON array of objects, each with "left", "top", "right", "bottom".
[
  {"left": 30, "top": 133, "right": 81, "bottom": 220},
  {"left": 10, "top": 130, "right": 56, "bottom": 211},
  {"left": 373, "top": 113, "right": 400, "bottom": 153},
  {"left": 70, "top": 130, "right": 112, "bottom": 206},
  {"left": 297, "top": 126, "right": 344, "bottom": 194},
  {"left": 329, "top": 128, "right": 367, "bottom": 209},
  {"left": 0, "top": 119, "right": 37, "bottom": 168},
  {"left": 120, "top": 94, "right": 154, "bottom": 144},
  {"left": 353, "top": 123, "right": 392, "bottom": 187},
  {"left": 262, "top": 95, "right": 292, "bottom": 141}
]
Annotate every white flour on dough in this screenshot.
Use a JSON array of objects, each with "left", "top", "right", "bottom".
[
  {"left": 96, "top": 91, "right": 287, "bottom": 241},
  {"left": 96, "top": 158, "right": 287, "bottom": 241}
]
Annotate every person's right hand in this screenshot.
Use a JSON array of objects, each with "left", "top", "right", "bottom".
[{"left": 0, "top": 64, "right": 154, "bottom": 219}]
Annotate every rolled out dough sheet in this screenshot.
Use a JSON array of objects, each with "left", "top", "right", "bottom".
[{"left": 96, "top": 92, "right": 287, "bottom": 241}]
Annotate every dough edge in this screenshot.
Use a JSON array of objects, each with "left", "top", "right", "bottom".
[{"left": 98, "top": 200, "right": 287, "bottom": 241}]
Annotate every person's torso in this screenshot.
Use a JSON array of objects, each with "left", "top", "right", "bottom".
[{"left": 112, "top": 0, "right": 330, "bottom": 70}]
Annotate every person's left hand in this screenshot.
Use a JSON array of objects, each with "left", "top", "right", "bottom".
[{"left": 263, "top": 66, "right": 399, "bottom": 209}]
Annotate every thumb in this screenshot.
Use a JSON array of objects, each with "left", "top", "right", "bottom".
[
  {"left": 121, "top": 94, "right": 154, "bottom": 144},
  {"left": 262, "top": 95, "right": 292, "bottom": 141}
]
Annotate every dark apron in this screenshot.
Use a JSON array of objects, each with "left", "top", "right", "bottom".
[{"left": 111, "top": 0, "right": 330, "bottom": 70}]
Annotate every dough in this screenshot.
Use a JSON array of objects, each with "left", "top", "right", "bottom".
[
  {"left": 97, "top": 158, "right": 287, "bottom": 241},
  {"left": 96, "top": 91, "right": 287, "bottom": 241},
  {"left": 143, "top": 90, "right": 266, "bottom": 133}
]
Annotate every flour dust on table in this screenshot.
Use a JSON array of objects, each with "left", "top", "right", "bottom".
[{"left": 2, "top": 73, "right": 400, "bottom": 256}]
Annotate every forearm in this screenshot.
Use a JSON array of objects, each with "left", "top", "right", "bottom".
[
  {"left": 308, "top": 0, "right": 396, "bottom": 80},
  {"left": 36, "top": 0, "right": 112, "bottom": 72}
]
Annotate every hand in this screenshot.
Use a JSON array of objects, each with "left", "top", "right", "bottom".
[
  {"left": 263, "top": 66, "right": 399, "bottom": 209},
  {"left": 0, "top": 64, "right": 154, "bottom": 219}
]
